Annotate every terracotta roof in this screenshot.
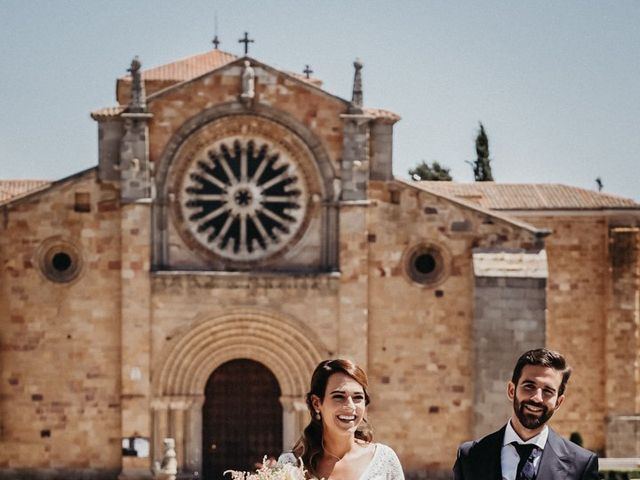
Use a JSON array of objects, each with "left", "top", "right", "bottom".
[
  {"left": 0, "top": 180, "right": 51, "bottom": 202},
  {"left": 134, "top": 49, "right": 238, "bottom": 81},
  {"left": 399, "top": 179, "right": 548, "bottom": 236},
  {"left": 417, "top": 182, "right": 640, "bottom": 210},
  {"left": 90, "top": 105, "right": 126, "bottom": 120},
  {"left": 364, "top": 107, "right": 401, "bottom": 123}
]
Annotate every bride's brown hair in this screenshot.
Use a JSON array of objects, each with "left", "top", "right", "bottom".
[{"left": 292, "top": 359, "right": 373, "bottom": 476}]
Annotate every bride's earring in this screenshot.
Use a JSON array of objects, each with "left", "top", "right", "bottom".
[{"left": 315, "top": 410, "right": 321, "bottom": 421}]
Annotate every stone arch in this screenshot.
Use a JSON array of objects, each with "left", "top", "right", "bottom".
[
  {"left": 154, "top": 101, "right": 336, "bottom": 200},
  {"left": 151, "top": 310, "right": 328, "bottom": 473},
  {"left": 154, "top": 309, "right": 325, "bottom": 397}
]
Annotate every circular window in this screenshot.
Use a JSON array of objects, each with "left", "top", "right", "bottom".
[
  {"left": 52, "top": 252, "right": 72, "bottom": 272},
  {"left": 38, "top": 239, "right": 82, "bottom": 283},
  {"left": 173, "top": 122, "right": 317, "bottom": 268},
  {"left": 170, "top": 115, "right": 321, "bottom": 268},
  {"left": 180, "top": 137, "right": 308, "bottom": 262},
  {"left": 404, "top": 243, "right": 450, "bottom": 286}
]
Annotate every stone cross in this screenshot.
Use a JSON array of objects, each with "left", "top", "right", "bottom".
[
  {"left": 238, "top": 32, "right": 254, "bottom": 55},
  {"left": 303, "top": 65, "right": 313, "bottom": 79}
]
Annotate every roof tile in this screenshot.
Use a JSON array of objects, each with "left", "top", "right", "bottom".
[
  {"left": 133, "top": 49, "right": 238, "bottom": 81},
  {"left": 417, "top": 182, "right": 639, "bottom": 210},
  {"left": 0, "top": 180, "right": 50, "bottom": 202}
]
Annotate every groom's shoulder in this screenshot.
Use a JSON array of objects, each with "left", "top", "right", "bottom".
[
  {"left": 458, "top": 427, "right": 505, "bottom": 458},
  {"left": 548, "top": 428, "right": 597, "bottom": 462}
]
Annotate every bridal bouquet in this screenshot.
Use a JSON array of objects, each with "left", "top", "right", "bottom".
[{"left": 225, "top": 456, "right": 307, "bottom": 480}]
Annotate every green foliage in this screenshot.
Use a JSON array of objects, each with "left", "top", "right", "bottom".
[
  {"left": 409, "top": 160, "right": 453, "bottom": 181},
  {"left": 470, "top": 122, "right": 494, "bottom": 182}
]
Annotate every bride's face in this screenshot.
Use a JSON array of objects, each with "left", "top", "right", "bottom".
[{"left": 312, "top": 372, "right": 366, "bottom": 436}]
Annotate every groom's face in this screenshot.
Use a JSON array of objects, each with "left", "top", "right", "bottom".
[{"left": 508, "top": 364, "right": 565, "bottom": 432}]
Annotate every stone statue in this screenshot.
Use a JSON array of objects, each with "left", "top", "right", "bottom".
[
  {"left": 152, "top": 438, "right": 178, "bottom": 480},
  {"left": 241, "top": 60, "right": 255, "bottom": 99}
]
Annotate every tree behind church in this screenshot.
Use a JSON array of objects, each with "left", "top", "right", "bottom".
[
  {"left": 409, "top": 160, "right": 453, "bottom": 181},
  {"left": 469, "top": 122, "right": 494, "bottom": 182}
]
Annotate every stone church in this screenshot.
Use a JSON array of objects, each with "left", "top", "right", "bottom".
[{"left": 1, "top": 44, "right": 639, "bottom": 479}]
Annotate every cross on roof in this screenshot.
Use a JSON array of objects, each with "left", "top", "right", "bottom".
[
  {"left": 303, "top": 65, "right": 313, "bottom": 79},
  {"left": 238, "top": 32, "right": 254, "bottom": 55},
  {"left": 212, "top": 35, "right": 221, "bottom": 49}
]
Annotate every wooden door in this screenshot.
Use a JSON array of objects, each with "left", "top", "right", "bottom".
[{"left": 202, "top": 359, "right": 283, "bottom": 479}]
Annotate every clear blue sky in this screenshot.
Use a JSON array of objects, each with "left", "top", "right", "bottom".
[{"left": 1, "top": 1, "right": 638, "bottom": 200}]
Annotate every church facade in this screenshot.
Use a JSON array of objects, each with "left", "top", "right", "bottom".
[{"left": 1, "top": 47, "right": 639, "bottom": 479}]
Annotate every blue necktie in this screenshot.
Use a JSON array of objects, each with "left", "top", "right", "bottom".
[{"left": 512, "top": 443, "right": 537, "bottom": 480}]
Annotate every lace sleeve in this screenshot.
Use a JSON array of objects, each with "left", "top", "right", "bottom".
[{"left": 365, "top": 444, "right": 405, "bottom": 480}]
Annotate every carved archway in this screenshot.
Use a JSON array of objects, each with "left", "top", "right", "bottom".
[{"left": 152, "top": 310, "right": 326, "bottom": 473}]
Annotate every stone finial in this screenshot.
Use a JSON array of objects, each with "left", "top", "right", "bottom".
[
  {"left": 350, "top": 59, "right": 364, "bottom": 113},
  {"left": 128, "top": 56, "right": 146, "bottom": 113},
  {"left": 240, "top": 60, "right": 255, "bottom": 100}
]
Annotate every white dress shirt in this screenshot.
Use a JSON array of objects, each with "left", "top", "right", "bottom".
[{"left": 501, "top": 420, "right": 549, "bottom": 480}]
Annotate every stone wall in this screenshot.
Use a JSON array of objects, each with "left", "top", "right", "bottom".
[
  {"left": 472, "top": 275, "right": 546, "bottom": 438},
  {"left": 605, "top": 228, "right": 640, "bottom": 456},
  {"left": 365, "top": 181, "right": 540, "bottom": 471},
  {"left": 0, "top": 171, "right": 122, "bottom": 473},
  {"left": 146, "top": 63, "right": 347, "bottom": 176},
  {"left": 516, "top": 214, "right": 610, "bottom": 452}
]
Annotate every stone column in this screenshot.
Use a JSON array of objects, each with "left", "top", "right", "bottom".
[
  {"left": 119, "top": 201, "right": 153, "bottom": 480},
  {"left": 337, "top": 203, "right": 370, "bottom": 368},
  {"left": 369, "top": 120, "right": 395, "bottom": 181},
  {"left": 169, "top": 401, "right": 187, "bottom": 470},
  {"left": 151, "top": 400, "right": 170, "bottom": 464},
  {"left": 605, "top": 227, "right": 640, "bottom": 456},
  {"left": 340, "top": 115, "right": 372, "bottom": 201},
  {"left": 280, "top": 396, "right": 308, "bottom": 451},
  {"left": 184, "top": 396, "right": 205, "bottom": 474},
  {"left": 95, "top": 118, "right": 124, "bottom": 182},
  {"left": 280, "top": 396, "right": 297, "bottom": 452},
  {"left": 295, "top": 399, "right": 309, "bottom": 446}
]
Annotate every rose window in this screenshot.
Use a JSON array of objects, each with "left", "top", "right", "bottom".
[{"left": 180, "top": 138, "right": 308, "bottom": 262}]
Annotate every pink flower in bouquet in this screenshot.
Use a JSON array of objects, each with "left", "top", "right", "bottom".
[{"left": 225, "top": 455, "right": 308, "bottom": 480}]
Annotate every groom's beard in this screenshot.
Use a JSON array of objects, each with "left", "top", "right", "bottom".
[{"left": 513, "top": 395, "right": 555, "bottom": 429}]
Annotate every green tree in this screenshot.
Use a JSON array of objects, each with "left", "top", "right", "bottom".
[
  {"left": 409, "top": 160, "right": 453, "bottom": 181},
  {"left": 469, "top": 122, "right": 494, "bottom": 181}
]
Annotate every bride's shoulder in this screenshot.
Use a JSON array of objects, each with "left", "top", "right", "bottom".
[
  {"left": 365, "top": 443, "right": 404, "bottom": 479},
  {"left": 373, "top": 443, "right": 399, "bottom": 456}
]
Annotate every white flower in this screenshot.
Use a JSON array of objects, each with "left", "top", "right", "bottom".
[{"left": 224, "top": 455, "right": 309, "bottom": 480}]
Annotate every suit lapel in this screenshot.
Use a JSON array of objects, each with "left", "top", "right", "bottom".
[{"left": 537, "top": 428, "right": 569, "bottom": 479}]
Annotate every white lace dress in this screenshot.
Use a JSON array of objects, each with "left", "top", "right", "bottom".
[{"left": 278, "top": 443, "right": 405, "bottom": 480}]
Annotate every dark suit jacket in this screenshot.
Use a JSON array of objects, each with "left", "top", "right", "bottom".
[{"left": 453, "top": 426, "right": 599, "bottom": 479}]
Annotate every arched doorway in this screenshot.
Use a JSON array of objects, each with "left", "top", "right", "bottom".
[{"left": 202, "top": 359, "right": 283, "bottom": 479}]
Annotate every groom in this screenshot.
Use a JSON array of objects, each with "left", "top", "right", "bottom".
[{"left": 453, "top": 348, "right": 598, "bottom": 479}]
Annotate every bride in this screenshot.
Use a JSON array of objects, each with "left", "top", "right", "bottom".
[{"left": 280, "top": 359, "right": 404, "bottom": 479}]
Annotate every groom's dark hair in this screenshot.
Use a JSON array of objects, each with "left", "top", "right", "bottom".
[{"left": 511, "top": 348, "right": 572, "bottom": 396}]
